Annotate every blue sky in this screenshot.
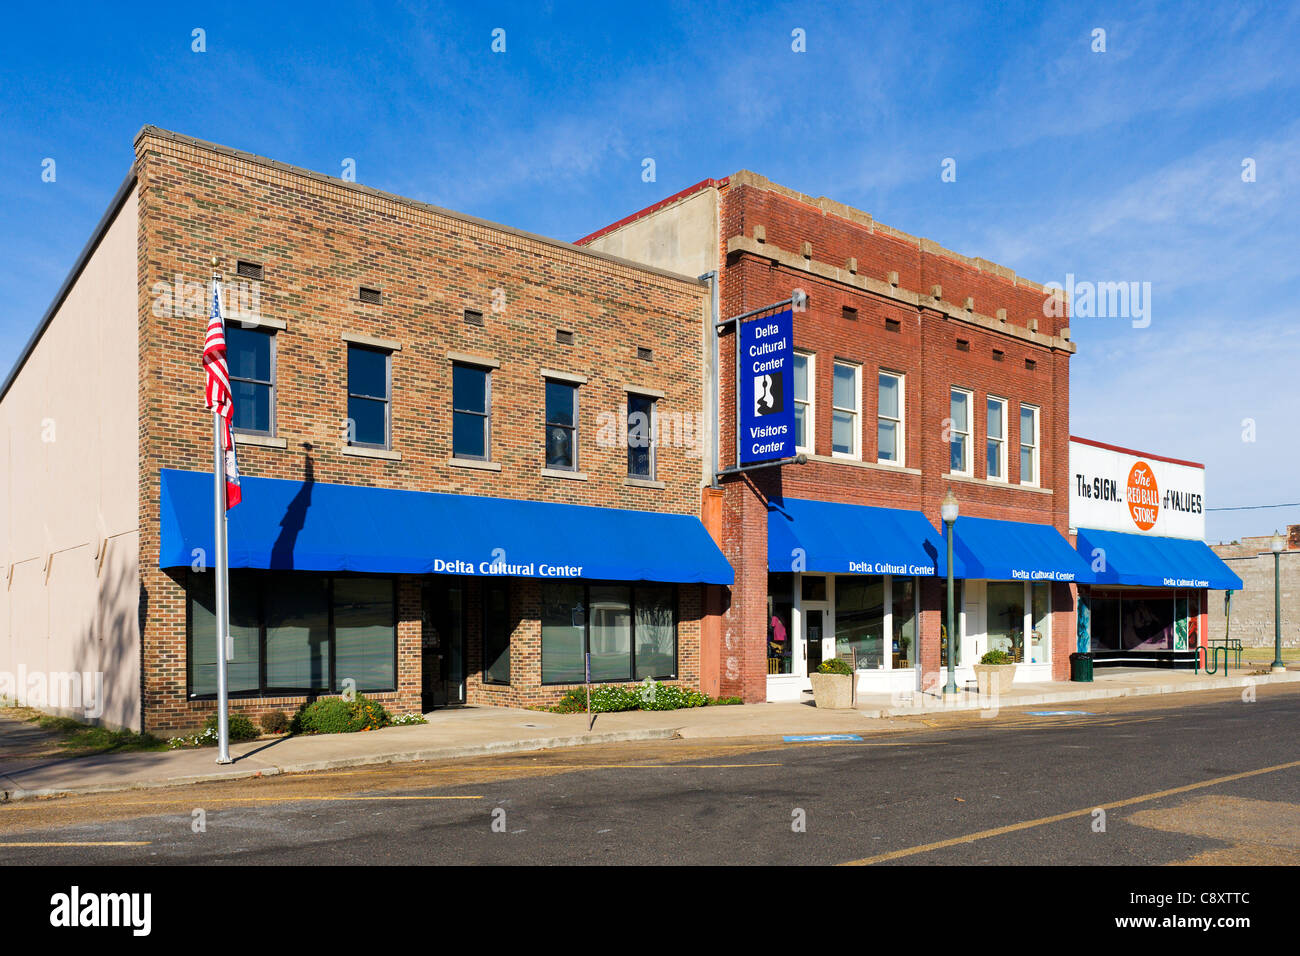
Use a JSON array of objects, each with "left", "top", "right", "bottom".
[{"left": 1, "top": 0, "right": 1296, "bottom": 542}]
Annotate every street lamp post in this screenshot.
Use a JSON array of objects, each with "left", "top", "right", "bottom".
[
  {"left": 1271, "top": 531, "right": 1286, "bottom": 674},
  {"left": 941, "top": 488, "right": 959, "bottom": 695}
]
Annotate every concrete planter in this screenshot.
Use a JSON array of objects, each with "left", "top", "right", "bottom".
[
  {"left": 974, "top": 663, "right": 1017, "bottom": 697},
  {"left": 810, "top": 672, "right": 854, "bottom": 709}
]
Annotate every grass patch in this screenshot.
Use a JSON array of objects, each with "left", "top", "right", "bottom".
[{"left": 30, "top": 714, "right": 168, "bottom": 756}]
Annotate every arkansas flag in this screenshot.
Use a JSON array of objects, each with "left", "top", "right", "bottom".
[{"left": 203, "top": 278, "right": 242, "bottom": 509}]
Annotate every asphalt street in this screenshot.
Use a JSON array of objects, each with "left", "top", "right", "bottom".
[{"left": 2, "top": 686, "right": 1298, "bottom": 866}]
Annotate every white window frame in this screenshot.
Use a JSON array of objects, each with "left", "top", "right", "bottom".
[
  {"left": 1019, "top": 403, "right": 1040, "bottom": 487},
  {"left": 1026, "top": 581, "right": 1052, "bottom": 664},
  {"left": 877, "top": 370, "right": 905, "bottom": 466},
  {"left": 948, "top": 387, "right": 973, "bottom": 477},
  {"left": 986, "top": 395, "right": 1008, "bottom": 482},
  {"left": 793, "top": 350, "right": 815, "bottom": 454},
  {"left": 831, "top": 360, "right": 861, "bottom": 460}
]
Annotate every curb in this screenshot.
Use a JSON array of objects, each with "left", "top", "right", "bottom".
[
  {"left": 0, "top": 726, "right": 679, "bottom": 803},
  {"left": 856, "top": 671, "right": 1300, "bottom": 717}
]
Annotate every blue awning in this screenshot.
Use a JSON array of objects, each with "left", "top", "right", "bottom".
[
  {"left": 158, "top": 469, "right": 733, "bottom": 585},
  {"left": 767, "top": 498, "right": 942, "bottom": 576},
  {"left": 947, "top": 515, "right": 1092, "bottom": 583},
  {"left": 1075, "top": 527, "right": 1242, "bottom": 590}
]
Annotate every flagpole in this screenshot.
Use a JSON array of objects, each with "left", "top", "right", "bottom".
[{"left": 211, "top": 262, "right": 232, "bottom": 765}]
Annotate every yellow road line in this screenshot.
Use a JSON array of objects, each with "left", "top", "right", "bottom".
[
  {"left": 841, "top": 758, "right": 1300, "bottom": 866},
  {"left": 0, "top": 841, "right": 151, "bottom": 847}
]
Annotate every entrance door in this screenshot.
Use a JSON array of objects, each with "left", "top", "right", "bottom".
[
  {"left": 804, "top": 608, "right": 824, "bottom": 674},
  {"left": 421, "top": 582, "right": 466, "bottom": 710}
]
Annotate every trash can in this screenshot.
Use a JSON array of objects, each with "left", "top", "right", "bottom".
[{"left": 1070, "top": 652, "right": 1093, "bottom": 683}]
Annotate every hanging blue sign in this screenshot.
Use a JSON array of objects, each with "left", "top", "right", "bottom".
[{"left": 738, "top": 308, "right": 796, "bottom": 465}]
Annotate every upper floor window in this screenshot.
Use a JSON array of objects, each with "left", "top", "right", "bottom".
[
  {"left": 832, "top": 361, "right": 860, "bottom": 458},
  {"left": 987, "top": 396, "right": 1008, "bottom": 481},
  {"left": 228, "top": 326, "right": 275, "bottom": 436},
  {"left": 627, "top": 393, "right": 656, "bottom": 479},
  {"left": 1020, "top": 404, "right": 1040, "bottom": 486},
  {"left": 545, "top": 379, "right": 578, "bottom": 470},
  {"left": 877, "top": 371, "right": 904, "bottom": 465},
  {"left": 793, "top": 351, "right": 814, "bottom": 453},
  {"left": 452, "top": 363, "right": 491, "bottom": 460},
  {"left": 949, "top": 388, "right": 972, "bottom": 475},
  {"left": 347, "top": 344, "right": 390, "bottom": 449}
]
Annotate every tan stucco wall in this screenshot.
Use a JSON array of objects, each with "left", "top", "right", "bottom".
[
  {"left": 0, "top": 189, "right": 141, "bottom": 730},
  {"left": 584, "top": 187, "right": 719, "bottom": 279}
]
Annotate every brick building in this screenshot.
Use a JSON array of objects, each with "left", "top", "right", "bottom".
[
  {"left": 0, "top": 128, "right": 731, "bottom": 734},
  {"left": 581, "top": 172, "right": 1088, "bottom": 702},
  {"left": 1210, "top": 526, "right": 1300, "bottom": 649}
]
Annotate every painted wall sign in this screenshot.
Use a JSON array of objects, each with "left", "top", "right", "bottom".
[
  {"left": 739, "top": 309, "right": 795, "bottom": 465},
  {"left": 1069, "top": 438, "right": 1206, "bottom": 540}
]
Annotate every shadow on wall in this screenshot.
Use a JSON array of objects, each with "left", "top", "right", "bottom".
[{"left": 271, "top": 444, "right": 314, "bottom": 571}]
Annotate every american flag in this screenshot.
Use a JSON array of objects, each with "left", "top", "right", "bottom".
[{"left": 204, "top": 278, "right": 242, "bottom": 508}]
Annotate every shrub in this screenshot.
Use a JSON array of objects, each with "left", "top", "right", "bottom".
[
  {"left": 980, "top": 649, "right": 1015, "bottom": 666},
  {"left": 551, "top": 679, "right": 712, "bottom": 713},
  {"left": 291, "top": 694, "right": 391, "bottom": 735},
  {"left": 390, "top": 713, "right": 428, "bottom": 726},
  {"left": 260, "top": 710, "right": 290, "bottom": 735},
  {"left": 710, "top": 696, "right": 743, "bottom": 706},
  {"left": 817, "top": 658, "right": 853, "bottom": 675},
  {"left": 203, "top": 711, "right": 259, "bottom": 742}
]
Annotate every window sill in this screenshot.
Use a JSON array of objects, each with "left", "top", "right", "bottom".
[
  {"left": 542, "top": 468, "right": 588, "bottom": 481},
  {"left": 342, "top": 445, "right": 401, "bottom": 461},
  {"left": 809, "top": 454, "right": 921, "bottom": 476},
  {"left": 234, "top": 433, "right": 287, "bottom": 450},
  {"left": 624, "top": 477, "right": 665, "bottom": 489},
  {"left": 946, "top": 472, "right": 1052, "bottom": 494},
  {"left": 448, "top": 457, "right": 502, "bottom": 472}
]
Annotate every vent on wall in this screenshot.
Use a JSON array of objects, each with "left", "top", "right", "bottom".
[
  {"left": 956, "top": 338, "right": 970, "bottom": 352},
  {"left": 842, "top": 305, "right": 858, "bottom": 321},
  {"left": 992, "top": 349, "right": 1005, "bottom": 362},
  {"left": 359, "top": 287, "right": 382, "bottom": 305},
  {"left": 556, "top": 329, "right": 574, "bottom": 345},
  {"left": 236, "top": 261, "right": 264, "bottom": 281},
  {"left": 637, "top": 346, "right": 653, "bottom": 362},
  {"left": 884, "top": 318, "right": 901, "bottom": 333},
  {"left": 1025, "top": 358, "right": 1037, "bottom": 371},
  {"left": 464, "top": 309, "right": 484, "bottom": 326}
]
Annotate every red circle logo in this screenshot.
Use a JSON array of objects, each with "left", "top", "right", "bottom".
[{"left": 1126, "top": 461, "right": 1159, "bottom": 531}]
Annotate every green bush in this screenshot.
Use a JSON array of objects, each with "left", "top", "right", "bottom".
[
  {"left": 817, "top": 658, "right": 853, "bottom": 675},
  {"left": 979, "top": 649, "right": 1015, "bottom": 666},
  {"left": 710, "top": 696, "right": 743, "bottom": 706},
  {"left": 290, "top": 694, "right": 391, "bottom": 735},
  {"left": 551, "top": 679, "right": 712, "bottom": 713},
  {"left": 204, "top": 711, "right": 259, "bottom": 742},
  {"left": 260, "top": 710, "right": 290, "bottom": 735}
]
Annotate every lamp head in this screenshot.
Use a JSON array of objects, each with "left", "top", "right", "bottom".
[
  {"left": 940, "top": 486, "right": 959, "bottom": 525},
  {"left": 1271, "top": 530, "right": 1285, "bottom": 554}
]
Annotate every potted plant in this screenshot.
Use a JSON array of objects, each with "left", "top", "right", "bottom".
[
  {"left": 810, "top": 657, "right": 855, "bottom": 708},
  {"left": 974, "top": 649, "right": 1016, "bottom": 696}
]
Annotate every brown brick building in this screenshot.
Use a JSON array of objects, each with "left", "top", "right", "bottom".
[
  {"left": 1210, "top": 526, "right": 1300, "bottom": 649},
  {"left": 582, "top": 172, "right": 1087, "bottom": 702},
  {"left": 0, "top": 128, "right": 731, "bottom": 734}
]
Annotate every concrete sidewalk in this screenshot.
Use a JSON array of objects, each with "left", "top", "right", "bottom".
[{"left": 2, "top": 668, "right": 1296, "bottom": 801}]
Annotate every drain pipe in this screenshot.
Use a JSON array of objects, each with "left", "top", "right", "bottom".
[{"left": 700, "top": 270, "right": 721, "bottom": 489}]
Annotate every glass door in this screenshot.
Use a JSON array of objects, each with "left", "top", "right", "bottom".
[
  {"left": 421, "top": 581, "right": 466, "bottom": 709},
  {"left": 804, "top": 608, "right": 825, "bottom": 674}
]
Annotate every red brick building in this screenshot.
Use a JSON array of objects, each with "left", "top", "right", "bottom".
[
  {"left": 582, "top": 171, "right": 1086, "bottom": 702},
  {"left": 0, "top": 128, "right": 731, "bottom": 735}
]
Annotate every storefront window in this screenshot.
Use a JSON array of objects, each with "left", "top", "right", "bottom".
[
  {"left": 188, "top": 572, "right": 397, "bottom": 698},
  {"left": 634, "top": 586, "right": 676, "bottom": 680},
  {"left": 1122, "top": 597, "right": 1174, "bottom": 651},
  {"left": 483, "top": 581, "right": 512, "bottom": 684},
  {"left": 1030, "top": 582, "right": 1051, "bottom": 664},
  {"left": 540, "top": 583, "right": 678, "bottom": 684},
  {"left": 333, "top": 577, "right": 397, "bottom": 690},
  {"left": 802, "top": 575, "right": 827, "bottom": 602},
  {"left": 1091, "top": 596, "right": 1121, "bottom": 651},
  {"left": 986, "top": 581, "right": 1025, "bottom": 662},
  {"left": 541, "top": 581, "right": 586, "bottom": 684},
  {"left": 892, "top": 577, "right": 916, "bottom": 667},
  {"left": 767, "top": 573, "right": 794, "bottom": 675},
  {"left": 835, "top": 575, "right": 884, "bottom": 669}
]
